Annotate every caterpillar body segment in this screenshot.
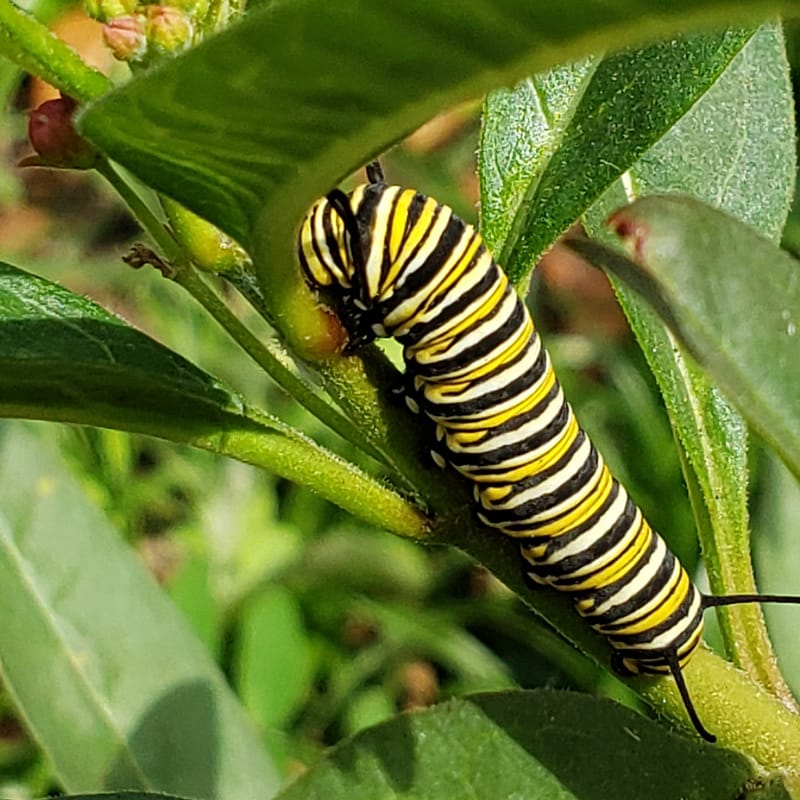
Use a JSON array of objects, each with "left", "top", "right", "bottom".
[{"left": 297, "top": 166, "right": 799, "bottom": 743}]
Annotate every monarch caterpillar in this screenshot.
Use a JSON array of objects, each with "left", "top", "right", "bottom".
[{"left": 297, "top": 161, "right": 799, "bottom": 742}]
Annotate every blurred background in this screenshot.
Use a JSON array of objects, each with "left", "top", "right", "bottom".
[{"left": 1, "top": 6, "right": 800, "bottom": 794}]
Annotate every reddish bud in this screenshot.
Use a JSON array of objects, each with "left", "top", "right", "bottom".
[
  {"left": 103, "top": 15, "right": 147, "bottom": 61},
  {"left": 144, "top": 5, "right": 193, "bottom": 53},
  {"left": 27, "top": 96, "right": 98, "bottom": 170}
]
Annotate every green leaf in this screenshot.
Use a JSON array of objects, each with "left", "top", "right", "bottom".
[
  {"left": 478, "top": 59, "right": 596, "bottom": 257},
  {"left": 76, "top": 1, "right": 800, "bottom": 294},
  {"left": 168, "top": 554, "right": 222, "bottom": 659},
  {"left": 276, "top": 691, "right": 753, "bottom": 800},
  {"left": 0, "top": 423, "right": 280, "bottom": 797},
  {"left": 235, "top": 586, "right": 315, "bottom": 730},
  {"left": 626, "top": 28, "right": 795, "bottom": 243},
  {"left": 480, "top": 29, "right": 756, "bottom": 284},
  {"left": 580, "top": 194, "right": 800, "bottom": 492},
  {"left": 0, "top": 260, "right": 238, "bottom": 427},
  {"left": 0, "top": 261, "right": 427, "bottom": 540},
  {"left": 575, "top": 21, "right": 797, "bottom": 700}
]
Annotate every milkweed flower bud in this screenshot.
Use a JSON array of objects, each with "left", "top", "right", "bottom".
[
  {"left": 163, "top": 199, "right": 251, "bottom": 275},
  {"left": 168, "top": 0, "right": 208, "bottom": 25},
  {"left": 144, "top": 5, "right": 193, "bottom": 54},
  {"left": 84, "top": 0, "right": 138, "bottom": 22},
  {"left": 103, "top": 15, "right": 147, "bottom": 61},
  {"left": 25, "top": 95, "right": 98, "bottom": 170}
]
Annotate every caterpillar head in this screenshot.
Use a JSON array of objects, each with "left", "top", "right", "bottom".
[{"left": 297, "top": 193, "right": 355, "bottom": 292}]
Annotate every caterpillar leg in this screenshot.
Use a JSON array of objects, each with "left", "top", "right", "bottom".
[
  {"left": 515, "top": 547, "right": 546, "bottom": 592},
  {"left": 609, "top": 650, "right": 635, "bottom": 678},
  {"left": 383, "top": 372, "right": 413, "bottom": 411},
  {"left": 390, "top": 384, "right": 447, "bottom": 466},
  {"left": 340, "top": 305, "right": 379, "bottom": 354}
]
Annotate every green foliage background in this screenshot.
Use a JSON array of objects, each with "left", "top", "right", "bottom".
[{"left": 1, "top": 1, "right": 800, "bottom": 798}]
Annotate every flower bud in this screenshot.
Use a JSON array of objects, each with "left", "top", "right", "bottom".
[
  {"left": 168, "top": 0, "right": 208, "bottom": 24},
  {"left": 84, "top": 0, "right": 138, "bottom": 22},
  {"left": 103, "top": 15, "right": 147, "bottom": 61},
  {"left": 25, "top": 96, "right": 98, "bottom": 170},
  {"left": 144, "top": 5, "right": 193, "bottom": 54},
  {"left": 163, "top": 198, "right": 250, "bottom": 275}
]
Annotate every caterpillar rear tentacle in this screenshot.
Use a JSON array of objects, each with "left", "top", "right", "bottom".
[{"left": 297, "top": 163, "right": 800, "bottom": 743}]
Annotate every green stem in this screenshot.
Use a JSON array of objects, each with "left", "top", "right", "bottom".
[
  {"left": 99, "top": 159, "right": 379, "bottom": 462},
  {"left": 174, "top": 266, "right": 390, "bottom": 464},
  {"left": 0, "top": 0, "right": 111, "bottom": 103},
  {"left": 98, "top": 161, "right": 393, "bottom": 466},
  {"left": 314, "top": 351, "right": 471, "bottom": 510},
  {"left": 637, "top": 649, "right": 800, "bottom": 794},
  {"left": 0, "top": 394, "right": 428, "bottom": 542},
  {"left": 95, "top": 159, "right": 184, "bottom": 263},
  {"left": 204, "top": 405, "right": 428, "bottom": 539}
]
